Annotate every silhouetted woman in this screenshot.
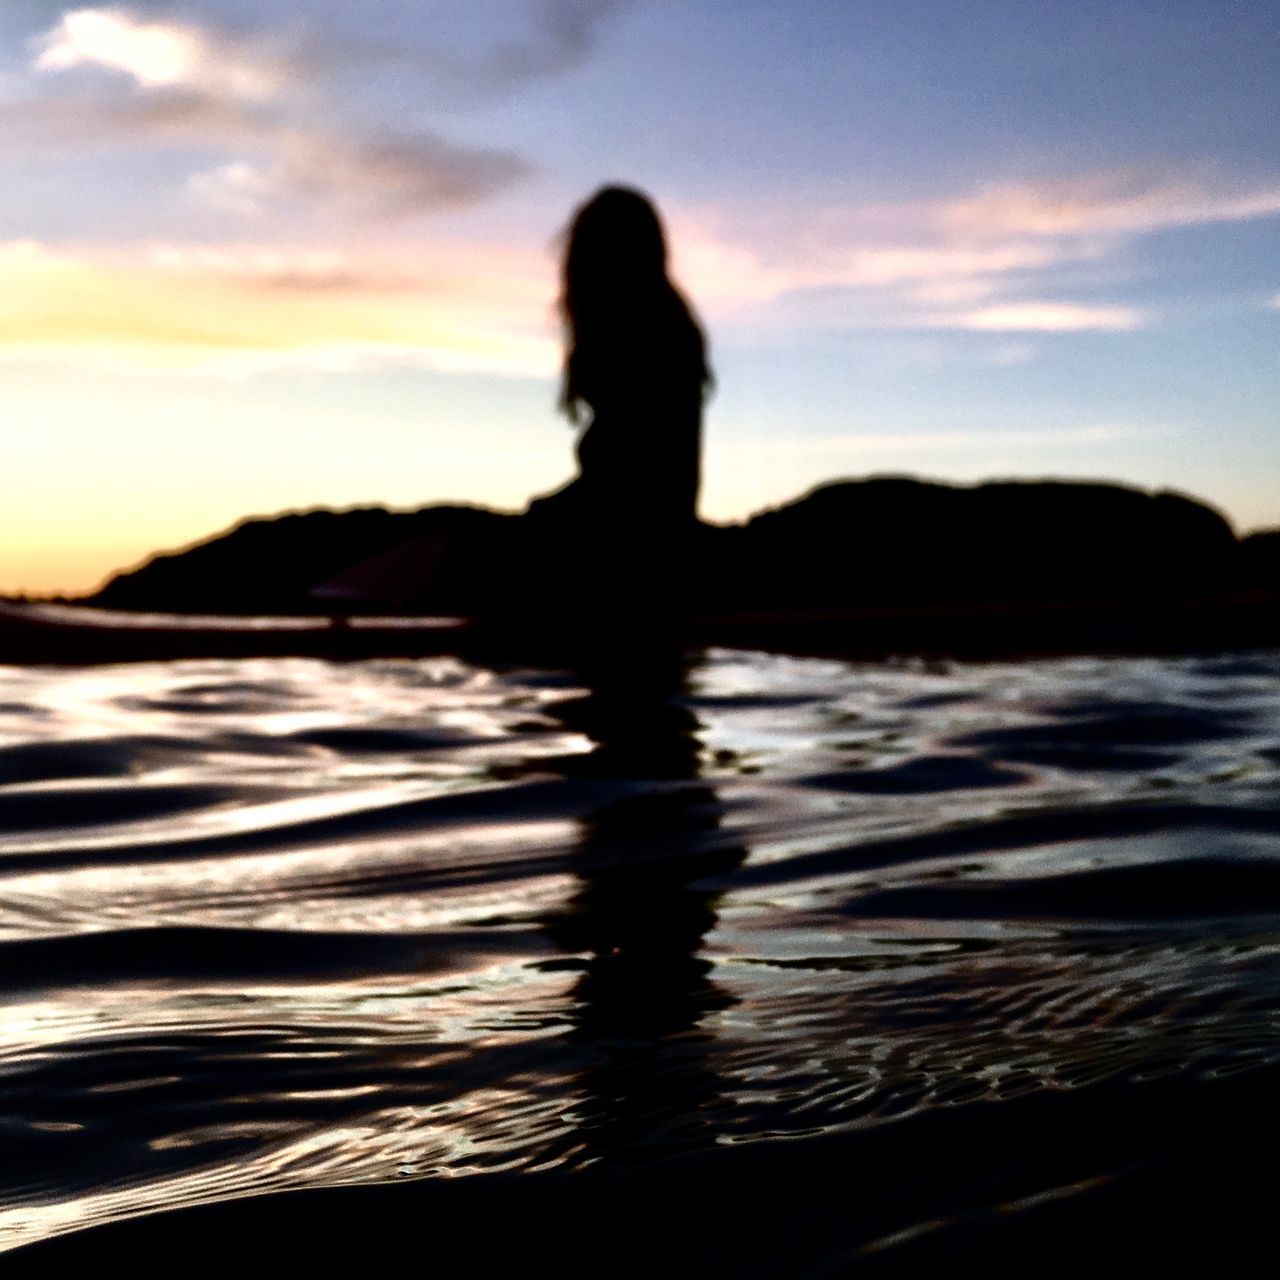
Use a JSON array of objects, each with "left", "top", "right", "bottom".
[{"left": 525, "top": 186, "right": 712, "bottom": 612}]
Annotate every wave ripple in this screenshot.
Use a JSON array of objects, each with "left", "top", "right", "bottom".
[{"left": 1, "top": 648, "right": 1278, "bottom": 1258}]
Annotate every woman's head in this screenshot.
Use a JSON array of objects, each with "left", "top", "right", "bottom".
[
  {"left": 559, "top": 185, "right": 710, "bottom": 422},
  {"left": 562, "top": 186, "right": 668, "bottom": 305}
]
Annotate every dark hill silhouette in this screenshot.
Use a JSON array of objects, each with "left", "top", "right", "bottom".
[
  {"left": 1242, "top": 528, "right": 1280, "bottom": 594},
  {"left": 93, "top": 504, "right": 516, "bottom": 616},
  {"left": 88, "top": 476, "right": 1260, "bottom": 619},
  {"left": 708, "top": 478, "right": 1243, "bottom": 610}
]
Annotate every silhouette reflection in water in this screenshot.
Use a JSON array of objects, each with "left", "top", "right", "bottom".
[
  {"left": 523, "top": 190, "right": 726, "bottom": 1153},
  {"left": 541, "top": 646, "right": 746, "bottom": 1164}
]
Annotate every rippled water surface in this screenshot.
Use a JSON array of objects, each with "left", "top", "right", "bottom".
[{"left": 2, "top": 647, "right": 1279, "bottom": 1256}]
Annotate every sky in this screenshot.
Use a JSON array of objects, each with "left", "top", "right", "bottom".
[{"left": 1, "top": 0, "right": 1278, "bottom": 594}]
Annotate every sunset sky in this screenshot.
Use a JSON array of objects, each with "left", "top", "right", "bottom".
[{"left": 2, "top": 0, "right": 1278, "bottom": 594}]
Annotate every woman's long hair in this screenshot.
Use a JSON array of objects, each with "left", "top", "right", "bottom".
[{"left": 558, "top": 186, "right": 711, "bottom": 424}]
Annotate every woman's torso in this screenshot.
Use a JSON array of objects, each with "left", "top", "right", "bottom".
[{"left": 569, "top": 318, "right": 704, "bottom": 526}]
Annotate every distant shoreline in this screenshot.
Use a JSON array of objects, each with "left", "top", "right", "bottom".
[
  {"left": 2, "top": 476, "right": 1277, "bottom": 665},
  {"left": 2, "top": 592, "right": 1277, "bottom": 666}
]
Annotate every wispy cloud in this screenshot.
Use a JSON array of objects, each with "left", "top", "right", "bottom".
[
  {"left": 178, "top": 127, "right": 534, "bottom": 220},
  {"left": 937, "top": 303, "right": 1147, "bottom": 332},
  {"left": 142, "top": 241, "right": 553, "bottom": 307},
  {"left": 672, "top": 170, "right": 1280, "bottom": 336},
  {"left": 0, "top": 238, "right": 558, "bottom": 377},
  {"left": 938, "top": 173, "right": 1280, "bottom": 239},
  {"left": 19, "top": 7, "right": 532, "bottom": 218},
  {"left": 322, "top": 0, "right": 650, "bottom": 96},
  {"left": 266, "top": 128, "right": 530, "bottom": 219},
  {"left": 672, "top": 226, "right": 1091, "bottom": 308},
  {"left": 479, "top": 0, "right": 651, "bottom": 86},
  {"left": 0, "top": 87, "right": 254, "bottom": 149},
  {"left": 14, "top": 3, "right": 655, "bottom": 217}
]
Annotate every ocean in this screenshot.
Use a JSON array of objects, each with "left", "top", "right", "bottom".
[{"left": 2, "top": 646, "right": 1279, "bottom": 1270}]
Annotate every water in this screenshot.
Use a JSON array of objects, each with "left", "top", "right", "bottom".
[{"left": 2, "top": 647, "right": 1279, "bottom": 1263}]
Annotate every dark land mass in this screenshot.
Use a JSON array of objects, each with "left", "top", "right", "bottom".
[
  {"left": 92, "top": 502, "right": 514, "bottom": 618},
  {"left": 89, "top": 476, "right": 1277, "bottom": 613},
  {"left": 3, "top": 477, "right": 1277, "bottom": 662}
]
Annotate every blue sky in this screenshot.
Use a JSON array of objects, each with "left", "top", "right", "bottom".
[{"left": 1, "top": 0, "right": 1277, "bottom": 592}]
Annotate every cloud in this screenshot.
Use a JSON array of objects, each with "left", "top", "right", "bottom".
[
  {"left": 0, "top": 87, "right": 256, "bottom": 150},
  {"left": 20, "top": 7, "right": 532, "bottom": 218},
  {"left": 2, "top": 86, "right": 529, "bottom": 217},
  {"left": 268, "top": 128, "right": 530, "bottom": 218},
  {"left": 938, "top": 303, "right": 1147, "bottom": 332},
  {"left": 841, "top": 243, "right": 1068, "bottom": 287},
  {"left": 143, "top": 240, "right": 553, "bottom": 308},
  {"left": 670, "top": 221, "right": 1077, "bottom": 310},
  {"left": 0, "top": 238, "right": 558, "bottom": 377},
  {"left": 670, "top": 215, "right": 1115, "bottom": 331},
  {"left": 176, "top": 126, "right": 534, "bottom": 220},
  {"left": 335, "top": 0, "right": 648, "bottom": 94},
  {"left": 16, "top": 2, "right": 653, "bottom": 215},
  {"left": 482, "top": 0, "right": 648, "bottom": 84},
  {"left": 671, "top": 169, "right": 1280, "bottom": 335},
  {"left": 34, "top": 7, "right": 282, "bottom": 100},
  {"left": 937, "top": 173, "right": 1280, "bottom": 240}
]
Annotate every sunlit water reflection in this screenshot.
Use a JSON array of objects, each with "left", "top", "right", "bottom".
[{"left": 1, "top": 648, "right": 1278, "bottom": 1251}]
